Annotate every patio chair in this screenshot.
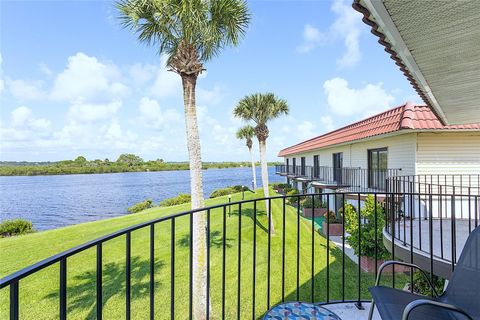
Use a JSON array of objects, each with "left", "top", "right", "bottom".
[{"left": 368, "top": 226, "right": 480, "bottom": 320}]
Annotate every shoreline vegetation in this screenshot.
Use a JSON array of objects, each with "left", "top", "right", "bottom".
[{"left": 0, "top": 154, "right": 281, "bottom": 176}]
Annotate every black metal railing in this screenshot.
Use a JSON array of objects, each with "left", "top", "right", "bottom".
[
  {"left": 275, "top": 165, "right": 400, "bottom": 191},
  {"left": 384, "top": 174, "right": 480, "bottom": 278},
  {"left": 1, "top": 191, "right": 478, "bottom": 319}
]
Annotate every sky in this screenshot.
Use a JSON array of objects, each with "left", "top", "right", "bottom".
[{"left": 0, "top": 0, "right": 421, "bottom": 162}]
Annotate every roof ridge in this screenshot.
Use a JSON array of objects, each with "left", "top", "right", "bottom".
[
  {"left": 278, "top": 103, "right": 407, "bottom": 153},
  {"left": 399, "top": 102, "right": 415, "bottom": 129}
]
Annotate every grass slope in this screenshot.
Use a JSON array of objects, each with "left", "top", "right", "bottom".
[{"left": 0, "top": 188, "right": 402, "bottom": 319}]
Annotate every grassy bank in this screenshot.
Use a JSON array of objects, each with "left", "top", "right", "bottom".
[{"left": 0, "top": 188, "right": 402, "bottom": 319}]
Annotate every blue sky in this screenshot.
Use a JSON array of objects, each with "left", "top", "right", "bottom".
[{"left": 0, "top": 0, "right": 420, "bottom": 162}]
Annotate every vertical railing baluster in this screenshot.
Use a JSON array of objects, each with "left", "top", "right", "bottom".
[
  {"left": 206, "top": 210, "right": 211, "bottom": 320},
  {"left": 189, "top": 214, "right": 193, "bottom": 320},
  {"left": 311, "top": 194, "right": 315, "bottom": 303},
  {"left": 342, "top": 193, "right": 345, "bottom": 302},
  {"left": 237, "top": 204, "right": 241, "bottom": 320},
  {"left": 390, "top": 193, "right": 395, "bottom": 289},
  {"left": 374, "top": 193, "right": 378, "bottom": 282},
  {"left": 451, "top": 195, "right": 456, "bottom": 271},
  {"left": 428, "top": 192, "right": 434, "bottom": 297},
  {"left": 150, "top": 224, "right": 154, "bottom": 320},
  {"left": 326, "top": 193, "right": 330, "bottom": 303},
  {"left": 171, "top": 218, "right": 175, "bottom": 320},
  {"left": 10, "top": 281, "right": 19, "bottom": 320},
  {"left": 356, "top": 193, "right": 362, "bottom": 309},
  {"left": 96, "top": 243, "right": 102, "bottom": 320},
  {"left": 60, "top": 258, "right": 67, "bottom": 320},
  {"left": 267, "top": 198, "right": 271, "bottom": 309},
  {"left": 409, "top": 190, "right": 414, "bottom": 293},
  {"left": 221, "top": 206, "right": 226, "bottom": 320},
  {"left": 282, "top": 197, "right": 286, "bottom": 303},
  {"left": 296, "top": 197, "right": 300, "bottom": 301},
  {"left": 126, "top": 232, "right": 131, "bottom": 320},
  {"left": 252, "top": 200, "right": 257, "bottom": 320}
]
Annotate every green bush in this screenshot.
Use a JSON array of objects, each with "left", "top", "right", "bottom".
[
  {"left": 209, "top": 187, "right": 233, "bottom": 198},
  {"left": 412, "top": 271, "right": 445, "bottom": 297},
  {"left": 230, "top": 185, "right": 249, "bottom": 192},
  {"left": 302, "top": 196, "right": 326, "bottom": 209},
  {"left": 345, "top": 195, "right": 389, "bottom": 259},
  {"left": 325, "top": 210, "right": 341, "bottom": 223},
  {"left": 159, "top": 193, "right": 191, "bottom": 207},
  {"left": 286, "top": 189, "right": 302, "bottom": 205},
  {"left": 128, "top": 199, "right": 153, "bottom": 213},
  {"left": 0, "top": 219, "right": 35, "bottom": 237}
]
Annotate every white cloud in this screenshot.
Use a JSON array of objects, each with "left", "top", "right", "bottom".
[
  {"left": 129, "top": 63, "right": 156, "bottom": 87},
  {"left": 67, "top": 100, "right": 122, "bottom": 123},
  {"left": 297, "top": 24, "right": 326, "bottom": 53},
  {"left": 323, "top": 77, "right": 395, "bottom": 117},
  {"left": 0, "top": 106, "right": 52, "bottom": 142},
  {"left": 331, "top": 0, "right": 363, "bottom": 67},
  {"left": 148, "top": 55, "right": 182, "bottom": 98},
  {"left": 39, "top": 63, "right": 53, "bottom": 76},
  {"left": 297, "top": 0, "right": 363, "bottom": 67},
  {"left": 137, "top": 97, "right": 182, "bottom": 130},
  {"left": 51, "top": 52, "right": 129, "bottom": 102},
  {"left": 296, "top": 120, "right": 315, "bottom": 140},
  {"left": 197, "top": 84, "right": 226, "bottom": 105},
  {"left": 320, "top": 115, "right": 335, "bottom": 131},
  {"left": 0, "top": 53, "right": 4, "bottom": 96},
  {"left": 8, "top": 79, "right": 47, "bottom": 100}
]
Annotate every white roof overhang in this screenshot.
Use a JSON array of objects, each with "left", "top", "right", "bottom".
[{"left": 355, "top": 0, "right": 480, "bottom": 125}]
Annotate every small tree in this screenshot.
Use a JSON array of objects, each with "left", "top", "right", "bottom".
[
  {"left": 116, "top": 153, "right": 144, "bottom": 166},
  {"left": 236, "top": 125, "right": 257, "bottom": 189},
  {"left": 233, "top": 93, "right": 289, "bottom": 234},
  {"left": 345, "top": 195, "right": 389, "bottom": 259}
]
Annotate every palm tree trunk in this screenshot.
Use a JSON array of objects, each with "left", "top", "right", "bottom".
[
  {"left": 259, "top": 139, "right": 275, "bottom": 234},
  {"left": 249, "top": 146, "right": 257, "bottom": 190},
  {"left": 182, "top": 74, "right": 207, "bottom": 319}
]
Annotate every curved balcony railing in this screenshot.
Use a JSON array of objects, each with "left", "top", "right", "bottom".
[
  {"left": 1, "top": 191, "right": 478, "bottom": 319},
  {"left": 384, "top": 174, "right": 480, "bottom": 279}
]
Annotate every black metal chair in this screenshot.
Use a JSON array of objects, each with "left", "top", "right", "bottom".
[{"left": 368, "top": 226, "right": 480, "bottom": 320}]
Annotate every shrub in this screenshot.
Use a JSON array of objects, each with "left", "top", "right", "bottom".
[
  {"left": 325, "top": 210, "right": 341, "bottom": 223},
  {"left": 0, "top": 219, "right": 35, "bottom": 237},
  {"left": 302, "top": 196, "right": 326, "bottom": 209},
  {"left": 230, "top": 185, "right": 249, "bottom": 192},
  {"left": 412, "top": 271, "right": 445, "bottom": 297},
  {"left": 345, "top": 195, "right": 390, "bottom": 259},
  {"left": 128, "top": 199, "right": 153, "bottom": 213},
  {"left": 286, "top": 189, "right": 302, "bottom": 205},
  {"left": 209, "top": 187, "right": 233, "bottom": 198},
  {"left": 159, "top": 193, "right": 191, "bottom": 207}
]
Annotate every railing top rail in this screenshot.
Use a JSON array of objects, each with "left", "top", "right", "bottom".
[{"left": 1, "top": 190, "right": 476, "bottom": 288}]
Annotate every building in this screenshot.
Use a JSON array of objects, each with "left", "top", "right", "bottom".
[{"left": 277, "top": 102, "right": 480, "bottom": 195}]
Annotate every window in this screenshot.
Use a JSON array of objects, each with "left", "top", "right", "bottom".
[
  {"left": 313, "top": 155, "right": 319, "bottom": 178},
  {"left": 301, "top": 157, "right": 306, "bottom": 176},
  {"left": 286, "top": 158, "right": 289, "bottom": 173},
  {"left": 292, "top": 158, "right": 296, "bottom": 174},
  {"left": 332, "top": 153, "right": 343, "bottom": 182},
  {"left": 368, "top": 148, "right": 388, "bottom": 189}
]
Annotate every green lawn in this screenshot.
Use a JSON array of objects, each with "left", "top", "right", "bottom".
[{"left": 0, "top": 188, "right": 403, "bottom": 319}]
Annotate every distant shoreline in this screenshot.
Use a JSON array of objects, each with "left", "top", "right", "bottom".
[{"left": 0, "top": 161, "right": 281, "bottom": 176}]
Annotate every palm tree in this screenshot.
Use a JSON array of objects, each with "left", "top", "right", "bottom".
[
  {"left": 236, "top": 125, "right": 257, "bottom": 190},
  {"left": 233, "top": 93, "right": 289, "bottom": 234},
  {"left": 116, "top": 1, "right": 250, "bottom": 318}
]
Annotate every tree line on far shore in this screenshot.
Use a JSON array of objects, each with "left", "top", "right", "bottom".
[{"left": 0, "top": 154, "right": 281, "bottom": 176}]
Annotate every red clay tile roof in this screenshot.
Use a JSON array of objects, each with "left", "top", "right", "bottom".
[{"left": 277, "top": 103, "right": 480, "bottom": 157}]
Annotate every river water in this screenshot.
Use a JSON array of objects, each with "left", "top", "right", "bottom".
[{"left": 0, "top": 166, "right": 282, "bottom": 230}]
